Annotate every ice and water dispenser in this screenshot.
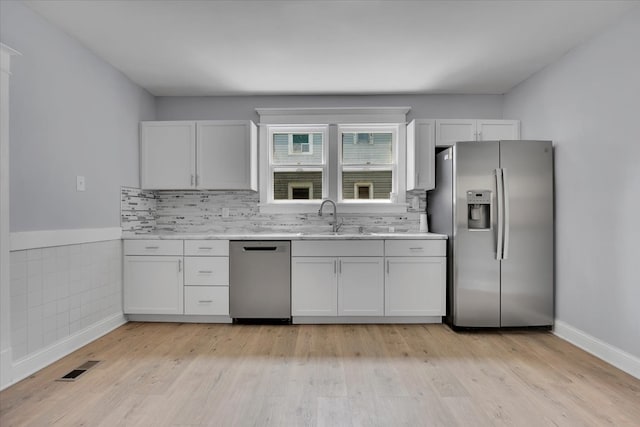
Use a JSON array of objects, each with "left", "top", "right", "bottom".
[{"left": 467, "top": 190, "right": 491, "bottom": 230}]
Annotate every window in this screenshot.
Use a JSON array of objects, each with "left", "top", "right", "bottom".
[
  {"left": 339, "top": 125, "right": 396, "bottom": 202},
  {"left": 257, "top": 107, "right": 409, "bottom": 213},
  {"left": 288, "top": 182, "right": 313, "bottom": 199},
  {"left": 269, "top": 126, "right": 327, "bottom": 202},
  {"left": 288, "top": 133, "right": 313, "bottom": 155},
  {"left": 354, "top": 183, "right": 373, "bottom": 199}
]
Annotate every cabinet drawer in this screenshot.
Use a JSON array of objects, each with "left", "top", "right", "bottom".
[
  {"left": 184, "top": 240, "right": 229, "bottom": 256},
  {"left": 384, "top": 240, "right": 445, "bottom": 257},
  {"left": 184, "top": 286, "right": 229, "bottom": 315},
  {"left": 184, "top": 257, "right": 229, "bottom": 286},
  {"left": 124, "top": 239, "right": 183, "bottom": 256},
  {"left": 292, "top": 240, "right": 383, "bottom": 257}
]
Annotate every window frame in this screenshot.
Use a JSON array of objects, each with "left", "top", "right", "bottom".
[
  {"left": 257, "top": 107, "right": 408, "bottom": 214},
  {"left": 288, "top": 182, "right": 314, "bottom": 200},
  {"left": 288, "top": 133, "right": 314, "bottom": 155},
  {"left": 267, "top": 125, "right": 328, "bottom": 204},
  {"left": 338, "top": 124, "right": 398, "bottom": 204}
]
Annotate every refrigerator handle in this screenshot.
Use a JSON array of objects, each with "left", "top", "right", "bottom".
[
  {"left": 495, "top": 168, "right": 504, "bottom": 260},
  {"left": 502, "top": 168, "right": 510, "bottom": 260}
]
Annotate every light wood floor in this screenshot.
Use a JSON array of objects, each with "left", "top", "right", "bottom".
[{"left": 1, "top": 323, "right": 638, "bottom": 426}]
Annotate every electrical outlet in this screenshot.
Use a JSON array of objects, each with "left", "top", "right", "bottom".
[
  {"left": 76, "top": 176, "right": 85, "bottom": 192},
  {"left": 222, "top": 207, "right": 230, "bottom": 218}
]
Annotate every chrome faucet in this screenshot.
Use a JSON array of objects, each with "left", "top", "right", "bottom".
[{"left": 318, "top": 199, "right": 342, "bottom": 232}]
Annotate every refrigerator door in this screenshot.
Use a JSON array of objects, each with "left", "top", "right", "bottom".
[
  {"left": 499, "top": 140, "right": 554, "bottom": 326},
  {"left": 453, "top": 141, "right": 501, "bottom": 327},
  {"left": 429, "top": 148, "right": 455, "bottom": 320}
]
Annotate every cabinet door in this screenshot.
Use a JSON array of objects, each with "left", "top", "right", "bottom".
[
  {"left": 477, "top": 120, "right": 520, "bottom": 141},
  {"left": 435, "top": 119, "right": 477, "bottom": 146},
  {"left": 291, "top": 257, "right": 337, "bottom": 316},
  {"left": 338, "top": 257, "right": 384, "bottom": 316},
  {"left": 385, "top": 257, "right": 445, "bottom": 316},
  {"left": 124, "top": 256, "right": 184, "bottom": 314},
  {"left": 141, "top": 121, "right": 196, "bottom": 189},
  {"left": 197, "top": 121, "right": 257, "bottom": 190},
  {"left": 407, "top": 119, "right": 436, "bottom": 190}
]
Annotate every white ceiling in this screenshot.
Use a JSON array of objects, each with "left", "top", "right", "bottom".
[{"left": 25, "top": 0, "right": 638, "bottom": 97}]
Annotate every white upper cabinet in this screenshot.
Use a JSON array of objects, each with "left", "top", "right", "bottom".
[
  {"left": 140, "top": 120, "right": 257, "bottom": 190},
  {"left": 406, "top": 119, "right": 435, "bottom": 191},
  {"left": 435, "top": 119, "right": 520, "bottom": 146},
  {"left": 476, "top": 120, "right": 520, "bottom": 141},
  {"left": 141, "top": 121, "right": 196, "bottom": 189},
  {"left": 435, "top": 119, "right": 477, "bottom": 146},
  {"left": 197, "top": 121, "right": 257, "bottom": 190}
]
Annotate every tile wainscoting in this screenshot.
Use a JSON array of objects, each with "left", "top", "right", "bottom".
[{"left": 9, "top": 240, "right": 123, "bottom": 362}]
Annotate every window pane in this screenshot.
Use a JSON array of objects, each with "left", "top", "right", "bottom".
[
  {"left": 342, "top": 132, "right": 392, "bottom": 165},
  {"left": 342, "top": 171, "right": 392, "bottom": 200},
  {"left": 273, "top": 133, "right": 323, "bottom": 164},
  {"left": 273, "top": 171, "right": 323, "bottom": 200}
]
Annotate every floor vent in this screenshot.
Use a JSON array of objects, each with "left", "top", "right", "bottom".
[{"left": 57, "top": 360, "right": 101, "bottom": 382}]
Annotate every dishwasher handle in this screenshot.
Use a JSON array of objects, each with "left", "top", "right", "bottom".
[{"left": 243, "top": 246, "right": 278, "bottom": 251}]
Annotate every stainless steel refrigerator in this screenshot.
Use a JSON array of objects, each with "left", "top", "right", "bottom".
[{"left": 428, "top": 140, "right": 554, "bottom": 328}]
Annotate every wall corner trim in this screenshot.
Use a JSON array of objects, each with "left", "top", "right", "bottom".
[
  {"left": 553, "top": 320, "right": 640, "bottom": 379},
  {"left": 4, "top": 313, "right": 127, "bottom": 391},
  {"left": 10, "top": 227, "right": 123, "bottom": 251}
]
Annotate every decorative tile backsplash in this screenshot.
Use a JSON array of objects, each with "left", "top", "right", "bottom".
[
  {"left": 121, "top": 187, "right": 427, "bottom": 234},
  {"left": 121, "top": 186, "right": 156, "bottom": 233}
]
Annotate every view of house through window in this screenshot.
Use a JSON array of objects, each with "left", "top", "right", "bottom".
[
  {"left": 271, "top": 128, "right": 326, "bottom": 201},
  {"left": 267, "top": 125, "right": 396, "bottom": 203},
  {"left": 341, "top": 129, "right": 394, "bottom": 200}
]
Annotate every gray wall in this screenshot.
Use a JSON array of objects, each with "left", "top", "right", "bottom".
[
  {"left": 503, "top": 7, "right": 640, "bottom": 357},
  {"left": 1, "top": 1, "right": 156, "bottom": 232},
  {"left": 156, "top": 94, "right": 504, "bottom": 122}
]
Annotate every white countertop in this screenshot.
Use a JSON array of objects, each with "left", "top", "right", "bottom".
[{"left": 123, "top": 231, "right": 447, "bottom": 240}]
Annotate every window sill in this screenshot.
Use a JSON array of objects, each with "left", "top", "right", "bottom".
[{"left": 258, "top": 202, "right": 409, "bottom": 215}]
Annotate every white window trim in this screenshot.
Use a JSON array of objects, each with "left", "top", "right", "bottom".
[
  {"left": 258, "top": 108, "right": 408, "bottom": 214},
  {"left": 266, "top": 126, "right": 328, "bottom": 204},
  {"left": 338, "top": 124, "right": 398, "bottom": 203}
]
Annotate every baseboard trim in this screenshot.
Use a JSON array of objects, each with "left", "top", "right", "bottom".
[
  {"left": 6, "top": 313, "right": 127, "bottom": 390},
  {"left": 126, "top": 314, "right": 232, "bottom": 323},
  {"left": 292, "top": 316, "right": 443, "bottom": 324},
  {"left": 0, "top": 347, "right": 12, "bottom": 390},
  {"left": 553, "top": 320, "right": 640, "bottom": 379},
  {"left": 10, "top": 227, "right": 122, "bottom": 251}
]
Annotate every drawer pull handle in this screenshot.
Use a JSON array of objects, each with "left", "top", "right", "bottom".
[
  {"left": 198, "top": 270, "right": 213, "bottom": 274},
  {"left": 198, "top": 300, "right": 213, "bottom": 304},
  {"left": 409, "top": 247, "right": 424, "bottom": 250},
  {"left": 145, "top": 246, "right": 159, "bottom": 249},
  {"left": 198, "top": 247, "right": 213, "bottom": 250}
]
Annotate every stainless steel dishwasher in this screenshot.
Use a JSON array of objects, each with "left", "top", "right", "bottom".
[{"left": 229, "top": 241, "right": 291, "bottom": 320}]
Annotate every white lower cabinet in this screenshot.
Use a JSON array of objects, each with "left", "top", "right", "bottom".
[
  {"left": 184, "top": 286, "right": 229, "bottom": 315},
  {"left": 124, "top": 255, "right": 184, "bottom": 315},
  {"left": 292, "top": 239, "right": 446, "bottom": 320},
  {"left": 385, "top": 257, "right": 446, "bottom": 316},
  {"left": 124, "top": 239, "right": 230, "bottom": 318},
  {"left": 291, "top": 240, "right": 385, "bottom": 317},
  {"left": 338, "top": 257, "right": 384, "bottom": 316},
  {"left": 385, "top": 240, "right": 446, "bottom": 316},
  {"left": 291, "top": 257, "right": 338, "bottom": 316},
  {"left": 183, "top": 240, "right": 229, "bottom": 316}
]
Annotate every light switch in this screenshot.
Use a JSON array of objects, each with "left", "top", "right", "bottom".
[{"left": 76, "top": 176, "right": 85, "bottom": 191}]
